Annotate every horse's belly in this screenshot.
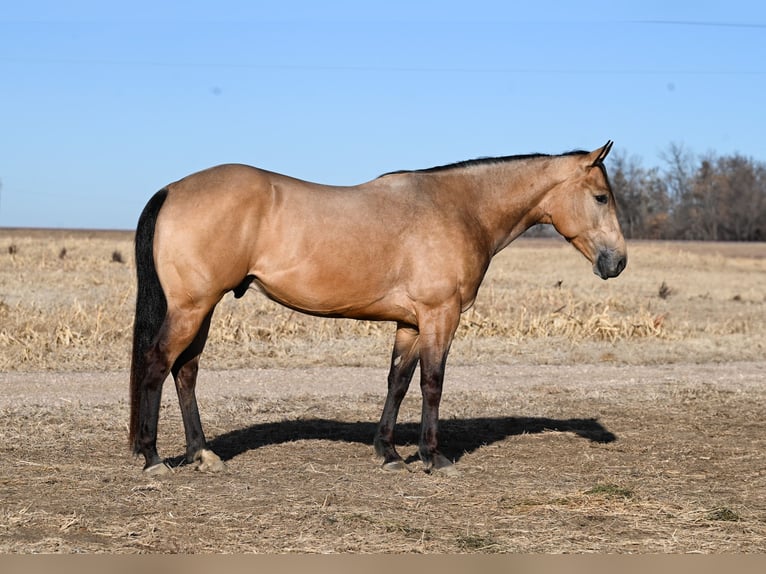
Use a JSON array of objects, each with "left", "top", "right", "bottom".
[{"left": 251, "top": 270, "right": 413, "bottom": 323}]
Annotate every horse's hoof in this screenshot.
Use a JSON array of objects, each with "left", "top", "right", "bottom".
[
  {"left": 381, "top": 459, "right": 410, "bottom": 473},
  {"left": 143, "top": 462, "right": 171, "bottom": 476},
  {"left": 434, "top": 463, "right": 460, "bottom": 477},
  {"left": 194, "top": 449, "right": 227, "bottom": 473},
  {"left": 424, "top": 453, "right": 460, "bottom": 477}
]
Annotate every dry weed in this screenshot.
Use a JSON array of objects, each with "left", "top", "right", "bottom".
[{"left": 1, "top": 230, "right": 764, "bottom": 371}]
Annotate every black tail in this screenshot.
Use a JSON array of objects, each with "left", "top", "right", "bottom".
[{"left": 129, "top": 188, "right": 169, "bottom": 452}]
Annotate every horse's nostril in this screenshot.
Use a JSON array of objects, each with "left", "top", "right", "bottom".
[{"left": 616, "top": 256, "right": 627, "bottom": 275}]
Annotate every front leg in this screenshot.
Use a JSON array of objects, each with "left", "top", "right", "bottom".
[
  {"left": 418, "top": 359, "right": 456, "bottom": 474},
  {"left": 374, "top": 324, "right": 419, "bottom": 471},
  {"left": 417, "top": 306, "right": 461, "bottom": 475}
]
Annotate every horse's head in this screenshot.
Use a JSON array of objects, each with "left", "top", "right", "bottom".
[{"left": 544, "top": 141, "right": 627, "bottom": 280}]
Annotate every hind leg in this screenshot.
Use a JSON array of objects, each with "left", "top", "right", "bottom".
[
  {"left": 171, "top": 310, "right": 226, "bottom": 473},
  {"left": 134, "top": 344, "right": 173, "bottom": 475},
  {"left": 134, "top": 306, "right": 216, "bottom": 474}
]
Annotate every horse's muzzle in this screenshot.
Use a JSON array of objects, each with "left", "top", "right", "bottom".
[{"left": 595, "top": 250, "right": 627, "bottom": 280}]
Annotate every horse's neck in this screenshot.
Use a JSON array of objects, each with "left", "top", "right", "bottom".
[{"left": 453, "top": 158, "right": 569, "bottom": 253}]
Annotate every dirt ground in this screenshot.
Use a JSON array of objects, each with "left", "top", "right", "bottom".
[
  {"left": 1, "top": 361, "right": 764, "bottom": 553},
  {"left": 1, "top": 231, "right": 765, "bottom": 553}
]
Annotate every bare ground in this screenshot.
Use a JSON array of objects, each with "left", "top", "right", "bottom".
[
  {"left": 1, "top": 232, "right": 764, "bottom": 553},
  {"left": 1, "top": 361, "right": 764, "bottom": 553}
]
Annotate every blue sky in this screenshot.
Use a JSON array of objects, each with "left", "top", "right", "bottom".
[{"left": 1, "top": 1, "right": 765, "bottom": 229}]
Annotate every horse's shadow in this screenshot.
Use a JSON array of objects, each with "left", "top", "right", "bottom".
[{"left": 183, "top": 415, "right": 616, "bottom": 466}]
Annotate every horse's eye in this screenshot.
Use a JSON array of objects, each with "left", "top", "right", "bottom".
[{"left": 595, "top": 194, "right": 608, "bottom": 205}]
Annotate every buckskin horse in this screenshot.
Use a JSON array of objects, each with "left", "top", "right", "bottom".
[{"left": 129, "top": 141, "right": 626, "bottom": 476}]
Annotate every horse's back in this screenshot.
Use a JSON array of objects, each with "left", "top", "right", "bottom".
[
  {"left": 150, "top": 163, "right": 490, "bottom": 322},
  {"left": 150, "top": 164, "right": 408, "bottom": 317}
]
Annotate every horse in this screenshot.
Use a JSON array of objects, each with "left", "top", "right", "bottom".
[{"left": 129, "top": 141, "right": 627, "bottom": 476}]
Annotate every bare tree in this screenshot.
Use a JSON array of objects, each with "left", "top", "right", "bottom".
[
  {"left": 709, "top": 155, "right": 765, "bottom": 241},
  {"left": 660, "top": 143, "right": 697, "bottom": 239},
  {"left": 611, "top": 144, "right": 764, "bottom": 241},
  {"left": 610, "top": 152, "right": 671, "bottom": 239}
]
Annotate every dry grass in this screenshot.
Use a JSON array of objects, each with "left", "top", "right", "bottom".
[
  {"left": 1, "top": 230, "right": 764, "bottom": 371},
  {"left": 1, "top": 229, "right": 765, "bottom": 553}
]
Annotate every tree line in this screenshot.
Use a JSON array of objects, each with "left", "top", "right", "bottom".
[{"left": 609, "top": 144, "right": 765, "bottom": 241}]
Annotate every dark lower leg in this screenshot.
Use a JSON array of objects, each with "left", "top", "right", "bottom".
[
  {"left": 172, "top": 310, "right": 214, "bottom": 464},
  {"left": 416, "top": 316, "right": 458, "bottom": 472},
  {"left": 374, "top": 326, "right": 419, "bottom": 466},
  {"left": 135, "top": 347, "right": 171, "bottom": 470},
  {"left": 173, "top": 357, "right": 208, "bottom": 462},
  {"left": 418, "top": 367, "right": 448, "bottom": 470},
  {"left": 374, "top": 361, "right": 418, "bottom": 465}
]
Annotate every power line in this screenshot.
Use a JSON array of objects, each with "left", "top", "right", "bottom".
[
  {"left": 629, "top": 19, "right": 766, "bottom": 29},
  {"left": 0, "top": 56, "right": 764, "bottom": 76}
]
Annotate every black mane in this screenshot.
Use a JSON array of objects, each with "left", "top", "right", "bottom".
[{"left": 380, "top": 150, "right": 589, "bottom": 177}]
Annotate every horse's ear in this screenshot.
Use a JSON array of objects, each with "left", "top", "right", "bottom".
[{"left": 588, "top": 140, "right": 614, "bottom": 166}]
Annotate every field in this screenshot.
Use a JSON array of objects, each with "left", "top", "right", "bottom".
[{"left": 0, "top": 228, "right": 765, "bottom": 553}]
